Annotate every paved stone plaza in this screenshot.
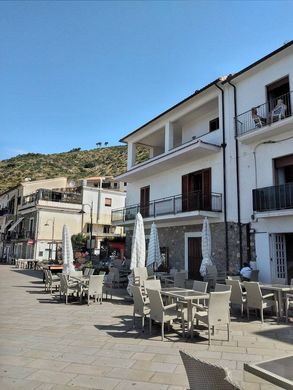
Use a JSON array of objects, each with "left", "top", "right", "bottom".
[{"left": 0, "top": 265, "right": 292, "bottom": 390}]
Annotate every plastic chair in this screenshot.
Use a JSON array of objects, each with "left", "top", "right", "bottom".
[
  {"left": 59, "top": 274, "right": 80, "bottom": 304},
  {"left": 193, "top": 290, "right": 231, "bottom": 345},
  {"left": 243, "top": 281, "right": 278, "bottom": 323},
  {"left": 179, "top": 350, "right": 242, "bottom": 389},
  {"left": 226, "top": 279, "right": 247, "bottom": 317},
  {"left": 215, "top": 283, "right": 232, "bottom": 292},
  {"left": 147, "top": 288, "right": 183, "bottom": 341},
  {"left": 132, "top": 286, "right": 150, "bottom": 330},
  {"left": 81, "top": 275, "right": 104, "bottom": 305}
]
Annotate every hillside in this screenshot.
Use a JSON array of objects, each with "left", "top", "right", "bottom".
[{"left": 0, "top": 146, "right": 147, "bottom": 194}]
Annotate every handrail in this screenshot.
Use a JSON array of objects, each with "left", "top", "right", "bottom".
[{"left": 112, "top": 190, "right": 222, "bottom": 223}]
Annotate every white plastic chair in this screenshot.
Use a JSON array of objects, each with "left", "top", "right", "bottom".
[
  {"left": 226, "top": 279, "right": 247, "bottom": 317},
  {"left": 193, "top": 290, "right": 231, "bottom": 345},
  {"left": 81, "top": 275, "right": 104, "bottom": 305},
  {"left": 147, "top": 288, "right": 183, "bottom": 341},
  {"left": 132, "top": 286, "right": 150, "bottom": 330},
  {"left": 243, "top": 281, "right": 278, "bottom": 323}
]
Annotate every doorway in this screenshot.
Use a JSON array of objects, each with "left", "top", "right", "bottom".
[
  {"left": 185, "top": 233, "right": 202, "bottom": 280},
  {"left": 182, "top": 168, "right": 211, "bottom": 211}
]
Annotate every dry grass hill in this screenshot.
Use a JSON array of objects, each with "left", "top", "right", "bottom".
[{"left": 0, "top": 145, "right": 148, "bottom": 194}]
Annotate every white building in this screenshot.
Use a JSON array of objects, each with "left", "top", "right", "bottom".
[
  {"left": 113, "top": 41, "right": 293, "bottom": 283},
  {"left": 0, "top": 176, "right": 126, "bottom": 261}
]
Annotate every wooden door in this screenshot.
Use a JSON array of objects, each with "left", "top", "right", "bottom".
[
  {"left": 188, "top": 237, "right": 202, "bottom": 280},
  {"left": 140, "top": 186, "right": 150, "bottom": 218},
  {"left": 182, "top": 168, "right": 211, "bottom": 211}
]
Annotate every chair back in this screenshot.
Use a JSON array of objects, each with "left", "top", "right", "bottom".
[
  {"left": 215, "top": 283, "right": 231, "bottom": 292},
  {"left": 98, "top": 271, "right": 106, "bottom": 276},
  {"left": 192, "top": 280, "right": 208, "bottom": 293},
  {"left": 208, "top": 291, "right": 231, "bottom": 327},
  {"left": 179, "top": 350, "right": 241, "bottom": 390},
  {"left": 83, "top": 268, "right": 90, "bottom": 277},
  {"left": 250, "top": 269, "right": 259, "bottom": 282},
  {"left": 174, "top": 272, "right": 186, "bottom": 288},
  {"left": 226, "top": 279, "right": 244, "bottom": 305},
  {"left": 243, "top": 281, "right": 262, "bottom": 308},
  {"left": 59, "top": 274, "right": 68, "bottom": 292},
  {"left": 144, "top": 279, "right": 161, "bottom": 291},
  {"left": 227, "top": 276, "right": 241, "bottom": 281},
  {"left": 133, "top": 267, "right": 148, "bottom": 286},
  {"left": 88, "top": 275, "right": 104, "bottom": 296},
  {"left": 147, "top": 288, "right": 164, "bottom": 322},
  {"left": 132, "top": 286, "right": 147, "bottom": 316}
]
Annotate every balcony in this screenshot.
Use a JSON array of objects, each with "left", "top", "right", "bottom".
[
  {"left": 112, "top": 191, "right": 222, "bottom": 223},
  {"left": 235, "top": 91, "right": 292, "bottom": 143},
  {"left": 9, "top": 230, "right": 35, "bottom": 240},
  {"left": 21, "top": 188, "right": 82, "bottom": 209},
  {"left": 253, "top": 182, "right": 293, "bottom": 213}
]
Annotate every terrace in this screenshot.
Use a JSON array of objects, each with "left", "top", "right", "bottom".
[{"left": 0, "top": 265, "right": 292, "bottom": 389}]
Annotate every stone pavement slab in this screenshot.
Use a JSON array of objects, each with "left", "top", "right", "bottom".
[{"left": 0, "top": 265, "right": 292, "bottom": 389}]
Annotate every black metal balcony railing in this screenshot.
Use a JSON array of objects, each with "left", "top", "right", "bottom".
[
  {"left": 9, "top": 230, "right": 35, "bottom": 240},
  {"left": 253, "top": 182, "right": 293, "bottom": 212},
  {"left": 112, "top": 191, "right": 222, "bottom": 223},
  {"left": 22, "top": 188, "right": 82, "bottom": 206},
  {"left": 235, "top": 91, "right": 292, "bottom": 137}
]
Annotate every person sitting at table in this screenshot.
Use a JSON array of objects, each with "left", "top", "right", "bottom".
[{"left": 240, "top": 262, "right": 252, "bottom": 281}]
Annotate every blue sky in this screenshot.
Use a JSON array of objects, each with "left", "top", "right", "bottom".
[{"left": 0, "top": 0, "right": 292, "bottom": 160}]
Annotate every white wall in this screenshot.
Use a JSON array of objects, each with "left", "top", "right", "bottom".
[{"left": 126, "top": 153, "right": 223, "bottom": 208}]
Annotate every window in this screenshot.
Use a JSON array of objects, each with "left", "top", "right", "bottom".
[
  {"left": 140, "top": 186, "right": 150, "bottom": 218},
  {"left": 105, "top": 198, "right": 112, "bottom": 207},
  {"left": 267, "top": 76, "right": 291, "bottom": 117},
  {"left": 182, "top": 168, "right": 211, "bottom": 211},
  {"left": 29, "top": 218, "right": 34, "bottom": 233},
  {"left": 103, "top": 225, "right": 110, "bottom": 234},
  {"left": 209, "top": 117, "right": 219, "bottom": 132},
  {"left": 86, "top": 223, "right": 91, "bottom": 233}
]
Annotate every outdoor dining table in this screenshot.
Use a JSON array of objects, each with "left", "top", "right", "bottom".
[
  {"left": 160, "top": 287, "right": 209, "bottom": 338},
  {"left": 259, "top": 284, "right": 293, "bottom": 317},
  {"left": 244, "top": 355, "right": 293, "bottom": 389}
]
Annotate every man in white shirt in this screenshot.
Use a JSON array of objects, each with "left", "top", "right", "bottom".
[{"left": 240, "top": 262, "right": 252, "bottom": 281}]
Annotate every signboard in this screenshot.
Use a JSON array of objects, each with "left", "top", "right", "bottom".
[{"left": 27, "top": 239, "right": 34, "bottom": 245}]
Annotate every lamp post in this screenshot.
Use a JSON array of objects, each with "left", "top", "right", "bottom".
[
  {"left": 79, "top": 202, "right": 93, "bottom": 262},
  {"left": 44, "top": 218, "right": 55, "bottom": 261}
]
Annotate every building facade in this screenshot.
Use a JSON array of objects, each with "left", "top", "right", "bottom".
[
  {"left": 0, "top": 176, "right": 126, "bottom": 261},
  {"left": 112, "top": 41, "right": 293, "bottom": 283}
]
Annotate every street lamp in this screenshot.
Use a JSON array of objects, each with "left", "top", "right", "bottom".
[
  {"left": 79, "top": 202, "right": 93, "bottom": 262},
  {"left": 44, "top": 218, "right": 55, "bottom": 261}
]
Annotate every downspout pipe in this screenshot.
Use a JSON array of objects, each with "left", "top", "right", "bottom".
[
  {"left": 227, "top": 79, "right": 243, "bottom": 268},
  {"left": 215, "top": 83, "right": 229, "bottom": 272}
]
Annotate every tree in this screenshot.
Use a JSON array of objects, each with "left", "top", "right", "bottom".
[
  {"left": 96, "top": 142, "right": 102, "bottom": 147},
  {"left": 104, "top": 142, "right": 109, "bottom": 146},
  {"left": 71, "top": 233, "right": 87, "bottom": 252}
]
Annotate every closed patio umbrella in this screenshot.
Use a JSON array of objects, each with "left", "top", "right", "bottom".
[
  {"left": 130, "top": 212, "right": 146, "bottom": 270},
  {"left": 62, "top": 224, "right": 75, "bottom": 274},
  {"left": 200, "top": 217, "right": 213, "bottom": 277},
  {"left": 128, "top": 212, "right": 146, "bottom": 295},
  {"left": 146, "top": 222, "right": 161, "bottom": 271}
]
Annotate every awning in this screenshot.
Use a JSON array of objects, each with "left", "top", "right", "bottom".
[
  {"left": 0, "top": 220, "right": 13, "bottom": 234},
  {"left": 8, "top": 218, "right": 24, "bottom": 232}
]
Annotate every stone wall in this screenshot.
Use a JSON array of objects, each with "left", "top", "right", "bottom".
[{"left": 125, "top": 221, "right": 255, "bottom": 275}]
